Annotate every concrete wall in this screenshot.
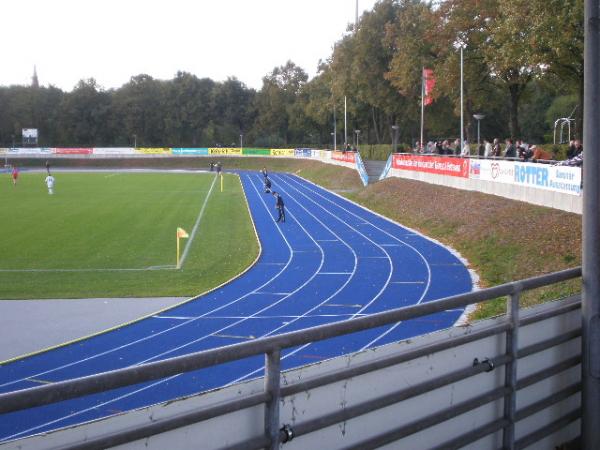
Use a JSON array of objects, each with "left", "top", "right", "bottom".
[
  {"left": 386, "top": 167, "right": 582, "bottom": 214},
  {"left": 5, "top": 297, "right": 581, "bottom": 450}
]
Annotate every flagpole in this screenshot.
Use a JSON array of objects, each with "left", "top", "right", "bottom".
[
  {"left": 420, "top": 67, "right": 425, "bottom": 152},
  {"left": 176, "top": 232, "right": 180, "bottom": 269},
  {"left": 344, "top": 96, "right": 348, "bottom": 147}
]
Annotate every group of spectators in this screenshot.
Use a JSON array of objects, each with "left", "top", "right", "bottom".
[{"left": 411, "top": 138, "right": 582, "bottom": 166}]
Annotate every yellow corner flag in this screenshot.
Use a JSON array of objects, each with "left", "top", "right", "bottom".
[{"left": 176, "top": 227, "right": 189, "bottom": 268}]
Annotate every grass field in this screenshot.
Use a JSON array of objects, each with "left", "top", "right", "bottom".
[{"left": 0, "top": 171, "right": 259, "bottom": 299}]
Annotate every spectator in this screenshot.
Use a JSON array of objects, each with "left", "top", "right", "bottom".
[
  {"left": 452, "top": 138, "right": 460, "bottom": 155},
  {"left": 567, "top": 140, "right": 577, "bottom": 159},
  {"left": 518, "top": 144, "right": 534, "bottom": 161},
  {"left": 460, "top": 140, "right": 471, "bottom": 157},
  {"left": 556, "top": 150, "right": 583, "bottom": 167},
  {"left": 491, "top": 138, "right": 502, "bottom": 157},
  {"left": 504, "top": 139, "right": 517, "bottom": 158},
  {"left": 484, "top": 139, "right": 493, "bottom": 157},
  {"left": 531, "top": 145, "right": 553, "bottom": 161}
]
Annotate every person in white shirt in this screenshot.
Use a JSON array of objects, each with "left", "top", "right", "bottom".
[
  {"left": 484, "top": 139, "right": 493, "bottom": 157},
  {"left": 45, "top": 174, "right": 55, "bottom": 195}
]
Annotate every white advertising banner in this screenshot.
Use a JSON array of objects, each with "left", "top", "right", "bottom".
[
  {"left": 7, "top": 147, "right": 53, "bottom": 155},
  {"left": 93, "top": 147, "right": 136, "bottom": 155},
  {"left": 471, "top": 160, "right": 582, "bottom": 195}
]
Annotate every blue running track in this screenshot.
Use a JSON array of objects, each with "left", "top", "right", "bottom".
[{"left": 0, "top": 171, "right": 474, "bottom": 442}]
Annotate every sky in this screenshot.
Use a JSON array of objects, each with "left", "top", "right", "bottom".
[{"left": 3, "top": 0, "right": 378, "bottom": 92}]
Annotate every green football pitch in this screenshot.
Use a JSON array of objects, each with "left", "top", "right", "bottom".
[{"left": 0, "top": 171, "right": 259, "bottom": 299}]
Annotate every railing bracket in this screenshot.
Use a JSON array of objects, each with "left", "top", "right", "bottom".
[
  {"left": 280, "top": 424, "right": 295, "bottom": 443},
  {"left": 473, "top": 357, "right": 495, "bottom": 372}
]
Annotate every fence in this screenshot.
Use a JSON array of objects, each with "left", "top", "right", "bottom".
[{"left": 0, "top": 267, "right": 582, "bottom": 449}]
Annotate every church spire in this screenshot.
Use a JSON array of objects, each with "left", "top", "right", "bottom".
[{"left": 32, "top": 65, "right": 39, "bottom": 88}]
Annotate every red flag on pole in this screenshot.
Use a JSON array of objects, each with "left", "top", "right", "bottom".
[{"left": 423, "top": 68, "right": 435, "bottom": 106}]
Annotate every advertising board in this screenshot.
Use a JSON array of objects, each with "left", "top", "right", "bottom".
[
  {"left": 209, "top": 148, "right": 242, "bottom": 155},
  {"left": 55, "top": 148, "right": 93, "bottom": 155},
  {"left": 242, "top": 148, "right": 271, "bottom": 156},
  {"left": 332, "top": 151, "right": 356, "bottom": 164},
  {"left": 270, "top": 149, "right": 295, "bottom": 157},
  {"left": 477, "top": 160, "right": 582, "bottom": 195},
  {"left": 171, "top": 148, "right": 209, "bottom": 155},
  {"left": 136, "top": 148, "right": 171, "bottom": 155},
  {"left": 93, "top": 147, "right": 136, "bottom": 155},
  {"left": 392, "top": 154, "right": 469, "bottom": 178},
  {"left": 295, "top": 148, "right": 313, "bottom": 158}
]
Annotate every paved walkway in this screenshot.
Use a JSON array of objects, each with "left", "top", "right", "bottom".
[{"left": 0, "top": 297, "right": 187, "bottom": 361}]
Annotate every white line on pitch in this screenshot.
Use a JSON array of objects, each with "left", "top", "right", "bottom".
[{"left": 178, "top": 173, "right": 218, "bottom": 268}]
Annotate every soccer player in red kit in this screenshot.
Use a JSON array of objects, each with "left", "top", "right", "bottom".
[{"left": 11, "top": 166, "right": 18, "bottom": 186}]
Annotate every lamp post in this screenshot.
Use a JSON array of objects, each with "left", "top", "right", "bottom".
[
  {"left": 330, "top": 132, "right": 335, "bottom": 150},
  {"left": 391, "top": 125, "right": 399, "bottom": 153},
  {"left": 473, "top": 114, "right": 485, "bottom": 146},
  {"left": 133, "top": 134, "right": 137, "bottom": 149},
  {"left": 355, "top": 130, "right": 361, "bottom": 149},
  {"left": 240, "top": 134, "right": 243, "bottom": 150}
]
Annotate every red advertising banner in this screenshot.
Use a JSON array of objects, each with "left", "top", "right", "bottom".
[
  {"left": 332, "top": 151, "right": 356, "bottom": 164},
  {"left": 392, "top": 154, "right": 470, "bottom": 178},
  {"left": 55, "top": 148, "right": 93, "bottom": 155}
]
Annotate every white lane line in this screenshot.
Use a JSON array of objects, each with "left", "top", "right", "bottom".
[
  {"left": 133, "top": 173, "right": 327, "bottom": 365},
  {"left": 324, "top": 303, "right": 363, "bottom": 308},
  {"left": 318, "top": 272, "right": 352, "bottom": 275},
  {"left": 212, "top": 334, "right": 256, "bottom": 340},
  {"left": 280, "top": 174, "right": 434, "bottom": 351},
  {"left": 226, "top": 172, "right": 394, "bottom": 385},
  {"left": 317, "top": 239, "right": 339, "bottom": 242},
  {"left": 178, "top": 173, "right": 218, "bottom": 268},
  {"left": 391, "top": 281, "right": 426, "bottom": 284},
  {"left": 0, "top": 173, "right": 295, "bottom": 390},
  {"left": 253, "top": 292, "right": 292, "bottom": 295},
  {"left": 1, "top": 173, "right": 310, "bottom": 436},
  {"left": 155, "top": 313, "right": 367, "bottom": 320}
]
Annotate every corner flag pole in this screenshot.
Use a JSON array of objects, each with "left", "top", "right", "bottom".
[{"left": 176, "top": 227, "right": 189, "bottom": 269}]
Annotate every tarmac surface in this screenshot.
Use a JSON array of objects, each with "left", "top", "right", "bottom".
[{"left": 0, "top": 297, "right": 186, "bottom": 361}]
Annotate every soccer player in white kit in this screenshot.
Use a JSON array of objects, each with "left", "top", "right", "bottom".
[{"left": 45, "top": 174, "right": 55, "bottom": 194}]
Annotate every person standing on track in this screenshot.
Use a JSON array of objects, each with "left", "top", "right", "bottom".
[
  {"left": 261, "top": 167, "right": 268, "bottom": 179},
  {"left": 264, "top": 177, "right": 272, "bottom": 194},
  {"left": 11, "top": 165, "right": 19, "bottom": 186},
  {"left": 273, "top": 191, "right": 285, "bottom": 223},
  {"left": 45, "top": 173, "right": 55, "bottom": 195}
]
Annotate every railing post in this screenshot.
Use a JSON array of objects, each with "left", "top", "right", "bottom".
[
  {"left": 503, "top": 290, "right": 520, "bottom": 449},
  {"left": 265, "top": 349, "right": 282, "bottom": 450}
]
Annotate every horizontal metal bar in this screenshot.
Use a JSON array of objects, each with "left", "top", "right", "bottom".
[
  {"left": 517, "top": 355, "right": 581, "bottom": 391},
  {"left": 518, "top": 329, "right": 581, "bottom": 359},
  {"left": 58, "top": 392, "right": 270, "bottom": 450},
  {"left": 514, "top": 408, "right": 581, "bottom": 450},
  {"left": 287, "top": 354, "right": 511, "bottom": 441},
  {"left": 519, "top": 295, "right": 580, "bottom": 327},
  {"left": 430, "top": 418, "right": 509, "bottom": 450},
  {"left": 281, "top": 322, "right": 511, "bottom": 397},
  {"left": 341, "top": 387, "right": 509, "bottom": 450},
  {"left": 217, "top": 435, "right": 270, "bottom": 450},
  {"left": 515, "top": 382, "right": 581, "bottom": 422},
  {"left": 0, "top": 268, "right": 581, "bottom": 415}
]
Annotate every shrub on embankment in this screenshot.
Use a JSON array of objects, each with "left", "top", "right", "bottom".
[{"left": 14, "top": 156, "right": 580, "bottom": 319}]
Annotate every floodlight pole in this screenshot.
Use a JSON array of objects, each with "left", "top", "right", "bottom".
[
  {"left": 583, "top": 0, "right": 600, "bottom": 448},
  {"left": 460, "top": 45, "right": 464, "bottom": 155}
]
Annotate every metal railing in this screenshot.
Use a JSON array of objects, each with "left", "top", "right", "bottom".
[{"left": 0, "top": 267, "right": 582, "bottom": 449}]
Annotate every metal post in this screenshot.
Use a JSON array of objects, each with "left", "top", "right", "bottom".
[
  {"left": 503, "top": 290, "right": 520, "bottom": 449},
  {"left": 583, "top": 0, "right": 600, "bottom": 447},
  {"left": 460, "top": 45, "right": 464, "bottom": 155},
  {"left": 420, "top": 68, "right": 425, "bottom": 152},
  {"left": 333, "top": 101, "right": 337, "bottom": 151},
  {"left": 240, "top": 134, "right": 243, "bottom": 150},
  {"left": 265, "top": 349, "right": 282, "bottom": 450},
  {"left": 344, "top": 96, "right": 347, "bottom": 147}
]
